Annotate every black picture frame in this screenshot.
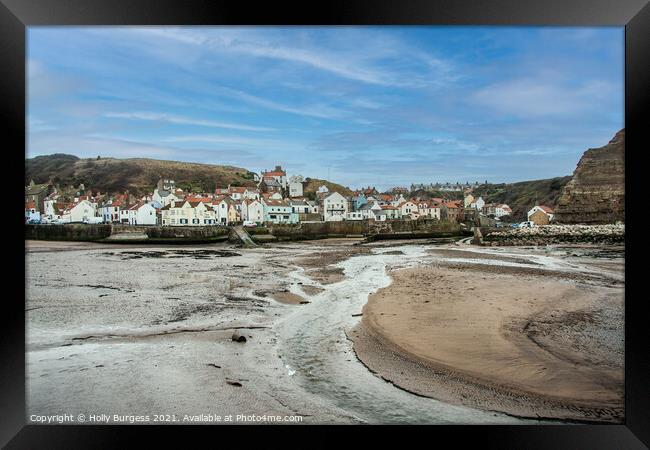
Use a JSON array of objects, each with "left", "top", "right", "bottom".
[{"left": 2, "top": 0, "right": 648, "bottom": 447}]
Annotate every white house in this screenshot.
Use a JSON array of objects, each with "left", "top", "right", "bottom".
[
  {"left": 323, "top": 192, "right": 348, "bottom": 221},
  {"left": 153, "top": 188, "right": 181, "bottom": 207},
  {"left": 390, "top": 194, "right": 407, "bottom": 207},
  {"left": 354, "top": 202, "right": 382, "bottom": 220},
  {"left": 62, "top": 199, "right": 96, "bottom": 223},
  {"left": 43, "top": 196, "right": 61, "bottom": 220},
  {"left": 416, "top": 200, "right": 441, "bottom": 220},
  {"left": 527, "top": 205, "right": 555, "bottom": 224},
  {"left": 120, "top": 205, "right": 136, "bottom": 224},
  {"left": 263, "top": 199, "right": 298, "bottom": 224},
  {"left": 242, "top": 199, "right": 265, "bottom": 223},
  {"left": 289, "top": 199, "right": 311, "bottom": 214},
  {"left": 98, "top": 200, "right": 122, "bottom": 223},
  {"left": 243, "top": 188, "right": 260, "bottom": 200},
  {"left": 162, "top": 200, "right": 216, "bottom": 226},
  {"left": 228, "top": 186, "right": 247, "bottom": 200},
  {"left": 25, "top": 202, "right": 40, "bottom": 222},
  {"left": 129, "top": 202, "right": 157, "bottom": 225},
  {"left": 380, "top": 205, "right": 401, "bottom": 220},
  {"left": 211, "top": 197, "right": 233, "bottom": 225},
  {"left": 306, "top": 200, "right": 320, "bottom": 214},
  {"left": 288, "top": 175, "right": 304, "bottom": 198},
  {"left": 345, "top": 211, "right": 364, "bottom": 220},
  {"left": 495, "top": 204, "right": 512, "bottom": 218},
  {"left": 398, "top": 200, "right": 419, "bottom": 219},
  {"left": 371, "top": 209, "right": 388, "bottom": 221},
  {"left": 470, "top": 196, "right": 485, "bottom": 210},
  {"left": 261, "top": 166, "right": 288, "bottom": 188},
  {"left": 355, "top": 203, "right": 373, "bottom": 220}
]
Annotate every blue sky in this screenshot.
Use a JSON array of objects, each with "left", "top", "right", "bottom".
[{"left": 27, "top": 26, "right": 623, "bottom": 190}]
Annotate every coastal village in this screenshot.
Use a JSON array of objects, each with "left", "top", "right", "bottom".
[{"left": 25, "top": 164, "right": 556, "bottom": 228}]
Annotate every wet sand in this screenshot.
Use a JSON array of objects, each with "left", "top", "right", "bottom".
[
  {"left": 26, "top": 238, "right": 624, "bottom": 424},
  {"left": 25, "top": 240, "right": 356, "bottom": 424},
  {"left": 350, "top": 256, "right": 624, "bottom": 423},
  {"left": 270, "top": 291, "right": 307, "bottom": 305},
  {"left": 296, "top": 243, "right": 371, "bottom": 284}
]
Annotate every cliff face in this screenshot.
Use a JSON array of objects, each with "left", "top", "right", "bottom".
[{"left": 554, "top": 129, "right": 624, "bottom": 224}]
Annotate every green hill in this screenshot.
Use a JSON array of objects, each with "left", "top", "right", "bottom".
[
  {"left": 471, "top": 176, "right": 572, "bottom": 220},
  {"left": 25, "top": 154, "right": 258, "bottom": 195},
  {"left": 303, "top": 177, "right": 354, "bottom": 197}
]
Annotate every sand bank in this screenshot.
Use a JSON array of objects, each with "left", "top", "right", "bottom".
[{"left": 349, "top": 263, "right": 624, "bottom": 423}]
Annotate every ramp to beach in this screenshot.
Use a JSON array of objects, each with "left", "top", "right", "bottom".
[{"left": 231, "top": 225, "right": 258, "bottom": 247}]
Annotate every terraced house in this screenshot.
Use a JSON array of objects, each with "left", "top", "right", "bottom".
[
  {"left": 263, "top": 199, "right": 298, "bottom": 224},
  {"left": 161, "top": 200, "right": 217, "bottom": 226}
]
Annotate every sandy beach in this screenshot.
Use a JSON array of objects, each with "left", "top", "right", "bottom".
[
  {"left": 349, "top": 246, "right": 624, "bottom": 423},
  {"left": 25, "top": 239, "right": 624, "bottom": 424}
]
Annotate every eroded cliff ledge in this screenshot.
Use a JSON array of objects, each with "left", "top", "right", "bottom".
[{"left": 554, "top": 129, "right": 624, "bottom": 224}]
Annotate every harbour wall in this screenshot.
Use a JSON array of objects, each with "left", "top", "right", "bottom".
[{"left": 25, "top": 219, "right": 464, "bottom": 244}]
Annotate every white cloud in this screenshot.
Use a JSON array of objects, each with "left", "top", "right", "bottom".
[
  {"left": 130, "top": 27, "right": 453, "bottom": 88},
  {"left": 472, "top": 78, "right": 621, "bottom": 118},
  {"left": 163, "top": 134, "right": 305, "bottom": 151},
  {"left": 28, "top": 134, "right": 177, "bottom": 159},
  {"left": 104, "top": 111, "right": 274, "bottom": 132},
  {"left": 219, "top": 88, "right": 348, "bottom": 120}
]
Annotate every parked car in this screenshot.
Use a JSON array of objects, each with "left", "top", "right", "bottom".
[
  {"left": 27, "top": 218, "right": 41, "bottom": 224},
  {"left": 243, "top": 220, "right": 257, "bottom": 228},
  {"left": 83, "top": 217, "right": 104, "bottom": 224},
  {"left": 518, "top": 221, "right": 536, "bottom": 228}
]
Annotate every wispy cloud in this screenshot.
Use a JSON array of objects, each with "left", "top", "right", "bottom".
[
  {"left": 130, "top": 27, "right": 453, "bottom": 88},
  {"left": 471, "top": 78, "right": 621, "bottom": 118},
  {"left": 27, "top": 27, "right": 624, "bottom": 186},
  {"left": 215, "top": 87, "right": 349, "bottom": 120},
  {"left": 163, "top": 134, "right": 306, "bottom": 151},
  {"left": 104, "top": 111, "right": 274, "bottom": 132}
]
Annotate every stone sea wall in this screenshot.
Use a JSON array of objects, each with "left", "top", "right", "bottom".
[
  {"left": 482, "top": 224, "right": 624, "bottom": 246},
  {"left": 26, "top": 219, "right": 463, "bottom": 244},
  {"left": 265, "top": 219, "right": 462, "bottom": 241},
  {"left": 25, "top": 224, "right": 112, "bottom": 241},
  {"left": 26, "top": 224, "right": 229, "bottom": 243}
]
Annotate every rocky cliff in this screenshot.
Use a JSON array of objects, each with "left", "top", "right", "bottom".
[{"left": 554, "top": 129, "right": 625, "bottom": 224}]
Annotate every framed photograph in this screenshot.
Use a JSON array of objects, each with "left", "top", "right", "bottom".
[{"left": 3, "top": 0, "right": 648, "bottom": 447}]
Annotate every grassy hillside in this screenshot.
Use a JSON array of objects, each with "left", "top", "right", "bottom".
[
  {"left": 25, "top": 154, "right": 258, "bottom": 195},
  {"left": 303, "top": 177, "right": 354, "bottom": 197},
  {"left": 471, "top": 176, "right": 572, "bottom": 220}
]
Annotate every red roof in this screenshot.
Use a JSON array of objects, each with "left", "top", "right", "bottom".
[
  {"left": 538, "top": 205, "right": 554, "bottom": 214},
  {"left": 444, "top": 200, "right": 462, "bottom": 209},
  {"left": 127, "top": 201, "right": 149, "bottom": 211},
  {"left": 25, "top": 201, "right": 36, "bottom": 210},
  {"left": 185, "top": 197, "right": 212, "bottom": 203}
]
